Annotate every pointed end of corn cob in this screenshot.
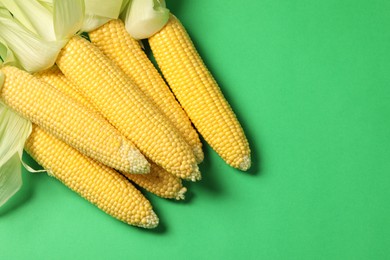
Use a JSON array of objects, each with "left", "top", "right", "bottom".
[
  {"left": 138, "top": 209, "right": 159, "bottom": 229},
  {"left": 175, "top": 187, "right": 187, "bottom": 200},
  {"left": 126, "top": 147, "right": 151, "bottom": 174},
  {"left": 186, "top": 163, "right": 201, "bottom": 182},
  {"left": 238, "top": 155, "right": 251, "bottom": 171},
  {"left": 193, "top": 146, "right": 204, "bottom": 164},
  {"left": 129, "top": 161, "right": 151, "bottom": 174}
]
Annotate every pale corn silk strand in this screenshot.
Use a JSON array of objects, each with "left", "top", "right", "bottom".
[{"left": 36, "top": 66, "right": 187, "bottom": 200}]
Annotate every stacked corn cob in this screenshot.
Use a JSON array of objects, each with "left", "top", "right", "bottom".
[{"left": 0, "top": 0, "right": 251, "bottom": 229}]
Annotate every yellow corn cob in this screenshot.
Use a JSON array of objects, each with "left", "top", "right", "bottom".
[
  {"left": 0, "top": 66, "right": 149, "bottom": 174},
  {"left": 56, "top": 35, "right": 200, "bottom": 181},
  {"left": 88, "top": 19, "right": 204, "bottom": 163},
  {"left": 149, "top": 14, "right": 251, "bottom": 170},
  {"left": 36, "top": 66, "right": 187, "bottom": 199},
  {"left": 124, "top": 163, "right": 187, "bottom": 200},
  {"left": 24, "top": 125, "right": 158, "bottom": 228}
]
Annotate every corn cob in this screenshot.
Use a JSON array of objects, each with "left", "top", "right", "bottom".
[
  {"left": 0, "top": 66, "right": 149, "bottom": 174},
  {"left": 88, "top": 19, "right": 204, "bottom": 163},
  {"left": 36, "top": 66, "right": 187, "bottom": 199},
  {"left": 124, "top": 163, "right": 187, "bottom": 200},
  {"left": 24, "top": 125, "right": 158, "bottom": 228},
  {"left": 149, "top": 14, "right": 251, "bottom": 170},
  {"left": 55, "top": 35, "right": 200, "bottom": 181}
]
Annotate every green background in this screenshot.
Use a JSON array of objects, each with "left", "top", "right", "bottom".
[{"left": 1, "top": 0, "right": 390, "bottom": 259}]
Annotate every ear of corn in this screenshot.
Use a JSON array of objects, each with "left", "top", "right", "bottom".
[
  {"left": 123, "top": 163, "right": 187, "bottom": 200},
  {"left": 55, "top": 35, "right": 201, "bottom": 181},
  {"left": 0, "top": 65, "right": 150, "bottom": 174},
  {"left": 149, "top": 14, "right": 251, "bottom": 171},
  {"left": 36, "top": 66, "right": 188, "bottom": 199},
  {"left": 24, "top": 124, "right": 159, "bottom": 228},
  {"left": 88, "top": 19, "right": 204, "bottom": 163}
]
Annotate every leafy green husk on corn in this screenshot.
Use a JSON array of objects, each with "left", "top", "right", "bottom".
[{"left": 0, "top": 102, "right": 31, "bottom": 207}]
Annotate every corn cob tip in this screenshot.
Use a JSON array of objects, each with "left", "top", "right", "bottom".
[
  {"left": 138, "top": 209, "right": 159, "bottom": 229},
  {"left": 123, "top": 146, "right": 150, "bottom": 174},
  {"left": 239, "top": 155, "right": 251, "bottom": 171},
  {"left": 175, "top": 187, "right": 187, "bottom": 200},
  {"left": 193, "top": 146, "right": 204, "bottom": 164},
  {"left": 186, "top": 163, "right": 201, "bottom": 182}
]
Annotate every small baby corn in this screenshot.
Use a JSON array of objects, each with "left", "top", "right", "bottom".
[
  {"left": 36, "top": 66, "right": 188, "bottom": 199},
  {"left": 124, "top": 163, "right": 187, "bottom": 200},
  {"left": 149, "top": 14, "right": 251, "bottom": 170},
  {"left": 56, "top": 35, "right": 200, "bottom": 181},
  {"left": 88, "top": 19, "right": 204, "bottom": 163},
  {"left": 0, "top": 66, "right": 149, "bottom": 174},
  {"left": 24, "top": 125, "right": 158, "bottom": 228}
]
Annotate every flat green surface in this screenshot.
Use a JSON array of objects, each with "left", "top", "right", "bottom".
[{"left": 1, "top": 0, "right": 390, "bottom": 259}]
